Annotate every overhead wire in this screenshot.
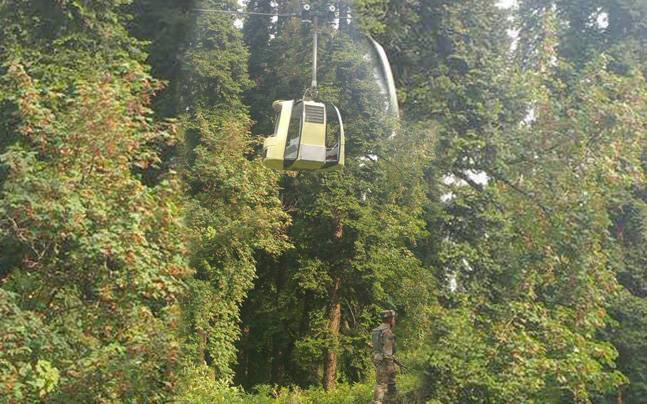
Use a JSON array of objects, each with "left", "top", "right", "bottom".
[
  {"left": 192, "top": 7, "right": 353, "bottom": 20},
  {"left": 192, "top": 8, "right": 299, "bottom": 17}
]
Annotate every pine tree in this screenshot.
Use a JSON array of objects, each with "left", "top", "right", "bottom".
[
  {"left": 243, "top": 0, "right": 277, "bottom": 136},
  {"left": 237, "top": 5, "right": 435, "bottom": 389},
  {"left": 127, "top": 0, "right": 291, "bottom": 385}
]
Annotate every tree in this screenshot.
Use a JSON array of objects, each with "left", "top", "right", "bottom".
[
  {"left": 0, "top": 1, "right": 191, "bottom": 400},
  {"left": 361, "top": 0, "right": 647, "bottom": 401},
  {"left": 127, "top": 0, "right": 291, "bottom": 384},
  {"left": 517, "top": 2, "right": 647, "bottom": 401},
  {"left": 236, "top": 7, "right": 435, "bottom": 390}
]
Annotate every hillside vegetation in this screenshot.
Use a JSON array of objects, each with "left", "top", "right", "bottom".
[{"left": 1, "top": 0, "right": 646, "bottom": 402}]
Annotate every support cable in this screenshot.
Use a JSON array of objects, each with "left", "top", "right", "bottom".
[
  {"left": 192, "top": 8, "right": 352, "bottom": 20},
  {"left": 192, "top": 8, "right": 298, "bottom": 17}
]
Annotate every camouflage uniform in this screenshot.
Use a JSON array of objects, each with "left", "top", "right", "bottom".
[{"left": 371, "top": 311, "right": 397, "bottom": 404}]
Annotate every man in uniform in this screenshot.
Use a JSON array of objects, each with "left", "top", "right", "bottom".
[{"left": 371, "top": 310, "right": 397, "bottom": 404}]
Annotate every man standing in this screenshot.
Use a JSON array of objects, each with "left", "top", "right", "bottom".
[{"left": 371, "top": 310, "right": 397, "bottom": 404}]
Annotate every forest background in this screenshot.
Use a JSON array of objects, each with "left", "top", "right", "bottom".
[{"left": 1, "top": 0, "right": 646, "bottom": 403}]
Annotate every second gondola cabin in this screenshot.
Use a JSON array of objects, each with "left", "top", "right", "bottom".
[{"left": 263, "top": 99, "right": 345, "bottom": 171}]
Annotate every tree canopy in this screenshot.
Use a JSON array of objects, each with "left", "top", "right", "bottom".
[{"left": 1, "top": 0, "right": 646, "bottom": 402}]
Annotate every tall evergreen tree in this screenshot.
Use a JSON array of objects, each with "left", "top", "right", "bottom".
[
  {"left": 127, "top": 0, "right": 291, "bottom": 385},
  {"left": 237, "top": 5, "right": 435, "bottom": 390},
  {"left": 243, "top": 0, "right": 277, "bottom": 136}
]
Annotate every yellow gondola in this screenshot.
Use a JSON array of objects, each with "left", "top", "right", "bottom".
[
  {"left": 262, "top": 4, "right": 347, "bottom": 171},
  {"left": 196, "top": 2, "right": 399, "bottom": 172},
  {"left": 263, "top": 99, "right": 345, "bottom": 171}
]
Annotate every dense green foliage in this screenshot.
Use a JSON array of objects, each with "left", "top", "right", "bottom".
[
  {"left": 358, "top": 1, "right": 647, "bottom": 401},
  {"left": 515, "top": 1, "right": 647, "bottom": 401},
  {"left": 0, "top": 1, "right": 191, "bottom": 400},
  {"left": 236, "top": 10, "right": 434, "bottom": 391},
  {"left": 1, "top": 0, "right": 646, "bottom": 403}
]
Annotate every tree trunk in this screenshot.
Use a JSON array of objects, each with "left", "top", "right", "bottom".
[
  {"left": 323, "top": 275, "right": 342, "bottom": 391},
  {"left": 271, "top": 339, "right": 286, "bottom": 384},
  {"left": 323, "top": 216, "right": 344, "bottom": 391}
]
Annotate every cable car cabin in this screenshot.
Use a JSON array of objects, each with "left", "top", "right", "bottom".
[{"left": 263, "top": 100, "right": 345, "bottom": 171}]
